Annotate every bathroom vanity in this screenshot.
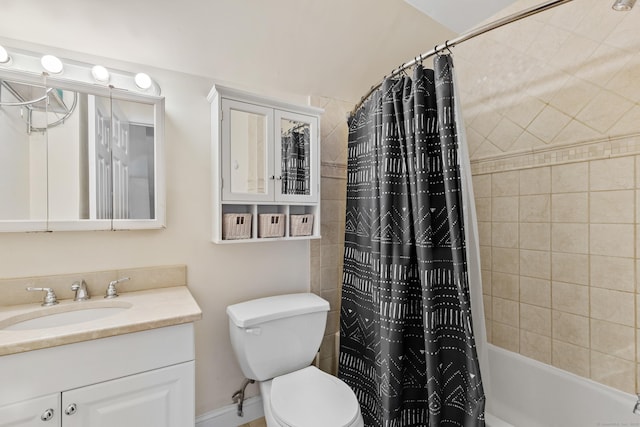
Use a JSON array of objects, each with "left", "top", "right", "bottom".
[{"left": 0, "top": 283, "right": 201, "bottom": 426}]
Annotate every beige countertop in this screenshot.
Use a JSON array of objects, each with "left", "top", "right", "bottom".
[{"left": 0, "top": 286, "right": 202, "bottom": 356}]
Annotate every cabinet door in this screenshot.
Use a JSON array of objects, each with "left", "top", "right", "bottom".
[
  {"left": 61, "top": 361, "right": 194, "bottom": 427},
  {"left": 0, "top": 394, "right": 60, "bottom": 427},
  {"left": 275, "top": 110, "right": 318, "bottom": 203},
  {"left": 221, "top": 99, "right": 274, "bottom": 202}
]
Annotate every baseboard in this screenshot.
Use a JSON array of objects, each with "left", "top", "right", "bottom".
[{"left": 196, "top": 396, "right": 264, "bottom": 427}]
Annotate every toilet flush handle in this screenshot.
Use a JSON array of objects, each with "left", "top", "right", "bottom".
[{"left": 245, "top": 327, "right": 262, "bottom": 335}]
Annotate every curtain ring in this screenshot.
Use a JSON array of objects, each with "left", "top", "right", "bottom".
[
  {"left": 434, "top": 45, "right": 440, "bottom": 55},
  {"left": 444, "top": 40, "right": 453, "bottom": 55}
]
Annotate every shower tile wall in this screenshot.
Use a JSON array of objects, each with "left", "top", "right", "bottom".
[
  {"left": 310, "top": 95, "right": 351, "bottom": 376},
  {"left": 474, "top": 153, "right": 640, "bottom": 394},
  {"left": 455, "top": 0, "right": 640, "bottom": 396}
]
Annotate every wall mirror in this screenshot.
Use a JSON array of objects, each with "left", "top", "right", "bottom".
[{"left": 0, "top": 72, "right": 165, "bottom": 232}]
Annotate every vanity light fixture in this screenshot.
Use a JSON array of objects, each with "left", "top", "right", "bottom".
[
  {"left": 0, "top": 45, "right": 10, "bottom": 64},
  {"left": 91, "top": 65, "right": 110, "bottom": 83},
  {"left": 134, "top": 72, "right": 152, "bottom": 90},
  {"left": 0, "top": 45, "right": 160, "bottom": 95},
  {"left": 41, "top": 54, "right": 64, "bottom": 74}
]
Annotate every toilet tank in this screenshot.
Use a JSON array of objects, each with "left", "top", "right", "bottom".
[{"left": 227, "top": 293, "right": 330, "bottom": 381}]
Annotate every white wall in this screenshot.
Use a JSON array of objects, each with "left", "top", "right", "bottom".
[{"left": 0, "top": 43, "right": 311, "bottom": 416}]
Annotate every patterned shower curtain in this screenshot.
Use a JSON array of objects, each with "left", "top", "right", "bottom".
[{"left": 339, "top": 55, "right": 485, "bottom": 427}]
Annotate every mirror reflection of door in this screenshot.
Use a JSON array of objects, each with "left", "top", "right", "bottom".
[{"left": 88, "top": 95, "right": 112, "bottom": 220}]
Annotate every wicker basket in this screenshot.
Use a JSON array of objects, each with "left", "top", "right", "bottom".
[
  {"left": 222, "top": 213, "right": 252, "bottom": 240},
  {"left": 290, "top": 214, "right": 314, "bottom": 236},
  {"left": 258, "top": 213, "right": 285, "bottom": 238}
]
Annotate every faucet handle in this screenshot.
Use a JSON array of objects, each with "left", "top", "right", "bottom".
[
  {"left": 104, "top": 277, "right": 130, "bottom": 299},
  {"left": 26, "top": 287, "right": 59, "bottom": 306},
  {"left": 71, "top": 280, "right": 90, "bottom": 302}
]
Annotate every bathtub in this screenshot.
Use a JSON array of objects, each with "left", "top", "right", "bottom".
[{"left": 484, "top": 344, "right": 639, "bottom": 427}]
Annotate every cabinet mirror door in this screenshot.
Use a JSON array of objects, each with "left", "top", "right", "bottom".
[
  {"left": 0, "top": 73, "right": 165, "bottom": 232},
  {"left": 275, "top": 110, "right": 318, "bottom": 203},
  {"left": 0, "top": 78, "right": 49, "bottom": 230},
  {"left": 221, "top": 99, "right": 273, "bottom": 201}
]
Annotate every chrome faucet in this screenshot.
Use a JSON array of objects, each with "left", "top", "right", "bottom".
[
  {"left": 104, "top": 277, "right": 130, "bottom": 299},
  {"left": 26, "top": 287, "right": 58, "bottom": 306},
  {"left": 71, "top": 280, "right": 90, "bottom": 301}
]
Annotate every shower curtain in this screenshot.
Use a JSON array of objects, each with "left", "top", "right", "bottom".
[{"left": 339, "top": 55, "right": 485, "bottom": 426}]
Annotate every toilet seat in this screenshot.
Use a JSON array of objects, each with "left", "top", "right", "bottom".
[{"left": 270, "top": 366, "right": 361, "bottom": 427}]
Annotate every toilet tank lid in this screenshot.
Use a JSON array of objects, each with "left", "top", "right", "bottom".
[{"left": 227, "top": 293, "right": 330, "bottom": 328}]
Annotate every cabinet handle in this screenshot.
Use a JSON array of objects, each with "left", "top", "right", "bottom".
[
  {"left": 41, "top": 408, "right": 55, "bottom": 421},
  {"left": 270, "top": 175, "right": 275, "bottom": 180},
  {"left": 65, "top": 403, "right": 77, "bottom": 416},
  {"left": 276, "top": 176, "right": 282, "bottom": 180}
]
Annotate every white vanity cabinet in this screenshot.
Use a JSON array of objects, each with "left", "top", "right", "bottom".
[
  {"left": 0, "top": 394, "right": 60, "bottom": 426},
  {"left": 208, "top": 85, "right": 323, "bottom": 243},
  {"left": 0, "top": 324, "right": 195, "bottom": 427},
  {"left": 61, "top": 362, "right": 193, "bottom": 426}
]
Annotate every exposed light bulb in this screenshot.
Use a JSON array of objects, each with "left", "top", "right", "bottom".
[
  {"left": 91, "top": 65, "right": 110, "bottom": 83},
  {"left": 41, "top": 54, "right": 63, "bottom": 74},
  {"left": 612, "top": 0, "right": 636, "bottom": 10},
  {"left": 134, "top": 72, "right": 152, "bottom": 90},
  {"left": 0, "top": 45, "right": 9, "bottom": 64}
]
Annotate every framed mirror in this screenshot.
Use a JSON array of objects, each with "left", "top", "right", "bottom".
[{"left": 0, "top": 72, "right": 165, "bottom": 232}]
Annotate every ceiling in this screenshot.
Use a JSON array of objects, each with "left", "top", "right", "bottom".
[{"left": 0, "top": 0, "right": 455, "bottom": 103}]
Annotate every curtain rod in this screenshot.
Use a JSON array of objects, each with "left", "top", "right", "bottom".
[{"left": 352, "top": 0, "right": 575, "bottom": 114}]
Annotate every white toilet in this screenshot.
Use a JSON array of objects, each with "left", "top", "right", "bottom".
[{"left": 227, "top": 293, "right": 364, "bottom": 427}]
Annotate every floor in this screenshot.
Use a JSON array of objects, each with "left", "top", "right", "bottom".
[{"left": 239, "top": 417, "right": 267, "bottom": 427}]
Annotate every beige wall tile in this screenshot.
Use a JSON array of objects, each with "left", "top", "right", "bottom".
[
  {"left": 482, "top": 269, "right": 492, "bottom": 295},
  {"left": 520, "top": 276, "right": 551, "bottom": 307},
  {"left": 552, "top": 340, "right": 590, "bottom": 378},
  {"left": 590, "top": 288, "right": 635, "bottom": 326},
  {"left": 481, "top": 246, "right": 492, "bottom": 271},
  {"left": 478, "top": 221, "right": 491, "bottom": 246},
  {"left": 520, "top": 330, "right": 551, "bottom": 364},
  {"left": 493, "top": 297, "right": 519, "bottom": 326},
  {"left": 552, "top": 311, "right": 590, "bottom": 348},
  {"left": 552, "top": 281, "right": 589, "bottom": 316},
  {"left": 473, "top": 174, "right": 492, "bottom": 198},
  {"left": 493, "top": 222, "right": 519, "bottom": 248},
  {"left": 590, "top": 157, "right": 635, "bottom": 192},
  {"left": 551, "top": 223, "right": 589, "bottom": 254},
  {"left": 483, "top": 295, "right": 492, "bottom": 320},
  {"left": 551, "top": 193, "right": 588, "bottom": 223},
  {"left": 591, "top": 319, "right": 635, "bottom": 361},
  {"left": 589, "top": 190, "right": 634, "bottom": 224},
  {"left": 590, "top": 351, "right": 635, "bottom": 394},
  {"left": 520, "top": 167, "right": 551, "bottom": 195},
  {"left": 492, "top": 171, "right": 520, "bottom": 196},
  {"left": 552, "top": 252, "right": 589, "bottom": 285},
  {"left": 590, "top": 224, "right": 634, "bottom": 258},
  {"left": 492, "top": 247, "right": 519, "bottom": 275},
  {"left": 520, "top": 195, "right": 550, "bottom": 222},
  {"left": 520, "top": 303, "right": 551, "bottom": 336},
  {"left": 552, "top": 163, "right": 589, "bottom": 193},
  {"left": 492, "top": 321, "right": 519, "bottom": 353},
  {"left": 476, "top": 198, "right": 492, "bottom": 222},
  {"left": 520, "top": 249, "right": 550, "bottom": 279},
  {"left": 590, "top": 255, "right": 635, "bottom": 292},
  {"left": 493, "top": 196, "right": 519, "bottom": 222},
  {"left": 492, "top": 272, "right": 519, "bottom": 301},
  {"left": 519, "top": 223, "right": 550, "bottom": 251}
]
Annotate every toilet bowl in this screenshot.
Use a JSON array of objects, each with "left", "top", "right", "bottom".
[
  {"left": 261, "top": 366, "right": 363, "bottom": 427},
  {"left": 227, "top": 293, "right": 364, "bottom": 427}
]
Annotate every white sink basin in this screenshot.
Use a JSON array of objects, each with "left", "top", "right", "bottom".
[{"left": 1, "top": 302, "right": 132, "bottom": 331}]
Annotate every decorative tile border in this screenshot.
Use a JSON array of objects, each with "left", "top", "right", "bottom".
[
  {"left": 321, "top": 161, "right": 347, "bottom": 179},
  {"left": 470, "top": 133, "right": 640, "bottom": 175}
]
